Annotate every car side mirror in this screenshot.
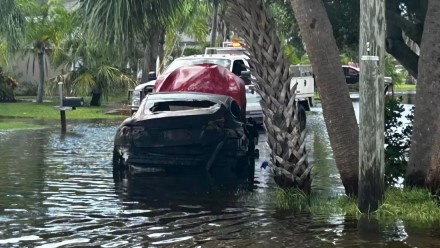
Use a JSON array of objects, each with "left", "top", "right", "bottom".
[{"left": 240, "top": 71, "right": 252, "bottom": 85}]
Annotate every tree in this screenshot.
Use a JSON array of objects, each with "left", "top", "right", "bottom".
[
  {"left": 270, "top": 0, "right": 426, "bottom": 79},
  {"left": 0, "top": 0, "right": 26, "bottom": 72},
  {"left": 162, "top": 0, "right": 211, "bottom": 72},
  {"left": 50, "top": 31, "right": 136, "bottom": 106},
  {"left": 210, "top": 0, "right": 220, "bottom": 47},
  {"left": 267, "top": 0, "right": 360, "bottom": 59},
  {"left": 0, "top": 0, "right": 25, "bottom": 53},
  {"left": 290, "top": 0, "right": 359, "bottom": 196},
  {"left": 17, "top": 0, "right": 75, "bottom": 103},
  {"left": 79, "top": 0, "right": 184, "bottom": 83},
  {"left": 385, "top": 0, "right": 427, "bottom": 78},
  {"left": 226, "top": 0, "right": 312, "bottom": 192},
  {"left": 426, "top": 124, "right": 440, "bottom": 195},
  {"left": 406, "top": 0, "right": 440, "bottom": 189}
]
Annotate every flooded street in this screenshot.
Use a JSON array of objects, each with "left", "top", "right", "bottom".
[{"left": 1, "top": 100, "right": 440, "bottom": 247}]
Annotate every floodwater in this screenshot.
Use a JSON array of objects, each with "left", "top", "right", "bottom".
[{"left": 1, "top": 96, "right": 440, "bottom": 247}]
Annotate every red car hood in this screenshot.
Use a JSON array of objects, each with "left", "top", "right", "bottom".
[{"left": 153, "top": 64, "right": 246, "bottom": 112}]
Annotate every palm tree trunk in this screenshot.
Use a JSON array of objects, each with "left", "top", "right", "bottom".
[
  {"left": 141, "top": 40, "right": 153, "bottom": 83},
  {"left": 290, "top": 0, "right": 359, "bottom": 196},
  {"left": 36, "top": 51, "right": 45, "bottom": 103},
  {"left": 157, "top": 28, "right": 166, "bottom": 73},
  {"left": 141, "top": 26, "right": 160, "bottom": 83},
  {"left": 90, "top": 89, "right": 101, "bottom": 106},
  {"left": 407, "top": 0, "right": 440, "bottom": 188},
  {"left": 426, "top": 126, "right": 440, "bottom": 194},
  {"left": 226, "top": 0, "right": 312, "bottom": 193},
  {"left": 210, "top": 0, "right": 219, "bottom": 47}
]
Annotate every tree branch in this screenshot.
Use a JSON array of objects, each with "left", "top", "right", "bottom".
[
  {"left": 385, "top": 38, "right": 419, "bottom": 78},
  {"left": 386, "top": 11, "right": 422, "bottom": 45},
  {"left": 385, "top": 0, "right": 419, "bottom": 78}
]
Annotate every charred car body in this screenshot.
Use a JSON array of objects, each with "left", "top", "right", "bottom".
[{"left": 113, "top": 64, "right": 257, "bottom": 173}]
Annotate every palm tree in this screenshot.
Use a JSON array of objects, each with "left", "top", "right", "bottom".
[
  {"left": 161, "top": 0, "right": 211, "bottom": 71},
  {"left": 79, "top": 0, "right": 185, "bottom": 83},
  {"left": 408, "top": 0, "right": 440, "bottom": 190},
  {"left": 0, "top": 0, "right": 25, "bottom": 53},
  {"left": 210, "top": 0, "right": 220, "bottom": 47},
  {"left": 17, "top": 1, "right": 75, "bottom": 103},
  {"left": 50, "top": 32, "right": 136, "bottom": 106},
  {"left": 226, "top": 0, "right": 312, "bottom": 192},
  {"left": 0, "top": 0, "right": 26, "bottom": 72},
  {"left": 289, "top": 0, "right": 359, "bottom": 196}
]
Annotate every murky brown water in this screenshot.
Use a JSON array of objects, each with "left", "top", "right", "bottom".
[{"left": 1, "top": 101, "right": 440, "bottom": 247}]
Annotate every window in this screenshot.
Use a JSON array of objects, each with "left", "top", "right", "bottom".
[
  {"left": 146, "top": 100, "right": 216, "bottom": 114},
  {"left": 348, "top": 68, "right": 359, "bottom": 76},
  {"left": 162, "top": 58, "right": 231, "bottom": 74},
  {"left": 232, "top": 60, "right": 246, "bottom": 76}
]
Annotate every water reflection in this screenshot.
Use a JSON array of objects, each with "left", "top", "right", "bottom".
[
  {"left": 115, "top": 171, "right": 254, "bottom": 211},
  {"left": 306, "top": 108, "right": 345, "bottom": 196},
  {"left": 0, "top": 103, "right": 440, "bottom": 247},
  {"left": 0, "top": 130, "right": 48, "bottom": 240}
]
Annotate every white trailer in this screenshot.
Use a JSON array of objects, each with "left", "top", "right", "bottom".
[{"left": 289, "top": 64, "right": 315, "bottom": 111}]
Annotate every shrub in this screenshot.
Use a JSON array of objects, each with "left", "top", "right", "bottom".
[
  {"left": 384, "top": 96, "right": 414, "bottom": 187},
  {"left": 0, "top": 70, "right": 19, "bottom": 102}
]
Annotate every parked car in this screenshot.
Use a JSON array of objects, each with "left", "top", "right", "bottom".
[
  {"left": 342, "top": 65, "right": 360, "bottom": 84},
  {"left": 113, "top": 92, "right": 250, "bottom": 172}
]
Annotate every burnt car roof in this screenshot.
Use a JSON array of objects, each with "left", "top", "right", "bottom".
[{"left": 145, "top": 92, "right": 234, "bottom": 105}]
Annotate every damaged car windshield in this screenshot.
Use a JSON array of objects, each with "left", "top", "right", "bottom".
[
  {"left": 163, "top": 58, "right": 231, "bottom": 74},
  {"left": 144, "top": 100, "right": 218, "bottom": 114}
]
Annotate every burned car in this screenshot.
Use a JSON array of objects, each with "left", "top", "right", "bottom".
[{"left": 113, "top": 92, "right": 251, "bottom": 173}]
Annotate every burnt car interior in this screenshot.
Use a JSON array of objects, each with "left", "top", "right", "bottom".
[{"left": 149, "top": 100, "right": 217, "bottom": 113}]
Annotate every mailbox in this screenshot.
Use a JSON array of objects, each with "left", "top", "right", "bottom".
[{"left": 62, "top": 97, "right": 84, "bottom": 110}]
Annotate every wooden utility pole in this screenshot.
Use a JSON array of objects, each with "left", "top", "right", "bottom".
[{"left": 358, "top": 0, "right": 386, "bottom": 213}]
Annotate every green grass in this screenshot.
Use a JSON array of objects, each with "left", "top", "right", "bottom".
[
  {"left": 394, "top": 83, "right": 416, "bottom": 92},
  {"left": 0, "top": 102, "right": 128, "bottom": 120},
  {"left": 276, "top": 187, "right": 440, "bottom": 224},
  {"left": 0, "top": 122, "right": 45, "bottom": 130}
]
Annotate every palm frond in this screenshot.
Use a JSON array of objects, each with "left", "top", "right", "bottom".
[
  {"left": 0, "top": 0, "right": 26, "bottom": 52},
  {"left": 71, "top": 70, "right": 96, "bottom": 95},
  {"left": 0, "top": 42, "right": 11, "bottom": 70},
  {"left": 79, "top": 0, "right": 184, "bottom": 51}
]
